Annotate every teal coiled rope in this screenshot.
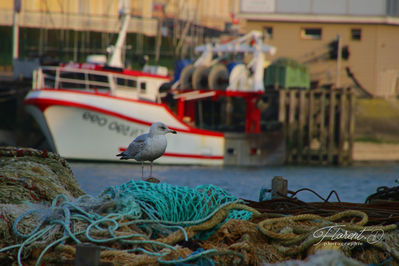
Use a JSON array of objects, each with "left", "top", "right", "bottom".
[{"left": 102, "top": 180, "right": 253, "bottom": 224}]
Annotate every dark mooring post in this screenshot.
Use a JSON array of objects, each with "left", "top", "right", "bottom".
[
  {"left": 278, "top": 89, "right": 286, "bottom": 124},
  {"left": 348, "top": 87, "right": 355, "bottom": 164},
  {"left": 298, "top": 90, "right": 306, "bottom": 163},
  {"left": 75, "top": 243, "right": 100, "bottom": 266},
  {"left": 318, "top": 91, "right": 326, "bottom": 164},
  {"left": 287, "top": 91, "right": 296, "bottom": 163},
  {"left": 338, "top": 89, "right": 347, "bottom": 164},
  {"left": 327, "top": 89, "right": 336, "bottom": 164},
  {"left": 272, "top": 176, "right": 288, "bottom": 199},
  {"left": 307, "top": 90, "right": 314, "bottom": 162}
]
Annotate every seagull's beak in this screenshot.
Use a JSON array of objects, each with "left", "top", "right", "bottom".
[{"left": 169, "top": 129, "right": 177, "bottom": 134}]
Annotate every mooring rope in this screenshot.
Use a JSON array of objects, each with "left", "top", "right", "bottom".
[{"left": 257, "top": 210, "right": 398, "bottom": 259}]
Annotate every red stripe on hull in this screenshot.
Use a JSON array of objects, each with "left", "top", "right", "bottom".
[
  {"left": 118, "top": 147, "right": 224, "bottom": 160},
  {"left": 164, "top": 152, "right": 224, "bottom": 160}
]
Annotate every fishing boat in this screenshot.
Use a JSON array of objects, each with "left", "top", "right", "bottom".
[{"left": 24, "top": 7, "right": 281, "bottom": 166}]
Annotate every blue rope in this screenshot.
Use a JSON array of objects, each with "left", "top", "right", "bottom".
[
  {"left": 12, "top": 209, "right": 47, "bottom": 239},
  {"left": 175, "top": 248, "right": 216, "bottom": 266},
  {"left": 158, "top": 248, "right": 244, "bottom": 265}
]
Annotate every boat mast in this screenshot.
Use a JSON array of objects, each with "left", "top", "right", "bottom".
[
  {"left": 12, "top": 0, "right": 20, "bottom": 62},
  {"left": 108, "top": 0, "right": 131, "bottom": 68}
]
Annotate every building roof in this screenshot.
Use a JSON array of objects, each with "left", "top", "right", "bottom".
[{"left": 238, "top": 0, "right": 399, "bottom": 25}]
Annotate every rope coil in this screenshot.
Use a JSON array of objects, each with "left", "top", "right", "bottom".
[{"left": 257, "top": 210, "right": 398, "bottom": 258}]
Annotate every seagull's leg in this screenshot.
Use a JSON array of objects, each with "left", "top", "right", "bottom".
[
  {"left": 150, "top": 161, "right": 153, "bottom": 177},
  {"left": 141, "top": 162, "right": 144, "bottom": 178}
]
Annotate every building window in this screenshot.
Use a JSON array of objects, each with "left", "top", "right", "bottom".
[
  {"left": 351, "top": 29, "right": 362, "bottom": 41},
  {"left": 301, "top": 28, "right": 322, "bottom": 40},
  {"left": 264, "top": 27, "right": 273, "bottom": 40}
]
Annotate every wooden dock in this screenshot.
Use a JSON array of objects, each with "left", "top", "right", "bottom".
[{"left": 275, "top": 88, "right": 355, "bottom": 165}]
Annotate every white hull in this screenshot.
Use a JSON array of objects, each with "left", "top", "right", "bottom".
[{"left": 25, "top": 89, "right": 225, "bottom": 165}]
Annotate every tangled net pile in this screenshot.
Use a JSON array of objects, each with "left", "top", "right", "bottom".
[
  {"left": 0, "top": 147, "right": 84, "bottom": 204},
  {"left": 1, "top": 181, "right": 399, "bottom": 265},
  {"left": 0, "top": 180, "right": 256, "bottom": 265},
  {"left": 1, "top": 147, "right": 399, "bottom": 265},
  {"left": 104, "top": 179, "right": 253, "bottom": 224}
]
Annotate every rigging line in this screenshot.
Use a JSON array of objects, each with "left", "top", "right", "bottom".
[{"left": 288, "top": 188, "right": 342, "bottom": 202}]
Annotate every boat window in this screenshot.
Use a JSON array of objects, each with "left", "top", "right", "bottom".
[
  {"left": 43, "top": 69, "right": 56, "bottom": 88},
  {"left": 127, "top": 79, "right": 137, "bottom": 88},
  {"left": 59, "top": 71, "right": 85, "bottom": 89},
  {"left": 116, "top": 78, "right": 125, "bottom": 86},
  {"left": 88, "top": 74, "right": 110, "bottom": 90},
  {"left": 88, "top": 74, "right": 109, "bottom": 90},
  {"left": 116, "top": 77, "right": 137, "bottom": 89},
  {"left": 89, "top": 74, "right": 108, "bottom": 83},
  {"left": 60, "top": 71, "right": 85, "bottom": 80},
  {"left": 140, "top": 82, "right": 146, "bottom": 92}
]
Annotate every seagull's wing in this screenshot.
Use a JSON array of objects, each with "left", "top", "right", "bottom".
[{"left": 116, "top": 133, "right": 148, "bottom": 160}]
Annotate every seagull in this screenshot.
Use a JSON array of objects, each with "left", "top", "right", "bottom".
[{"left": 116, "top": 122, "right": 177, "bottom": 179}]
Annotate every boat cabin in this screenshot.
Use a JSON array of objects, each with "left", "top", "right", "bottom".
[{"left": 33, "top": 63, "right": 170, "bottom": 102}]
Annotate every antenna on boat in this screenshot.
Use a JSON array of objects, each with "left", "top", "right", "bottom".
[{"left": 107, "top": 0, "right": 131, "bottom": 68}]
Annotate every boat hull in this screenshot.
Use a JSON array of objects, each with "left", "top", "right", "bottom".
[{"left": 24, "top": 89, "right": 225, "bottom": 165}]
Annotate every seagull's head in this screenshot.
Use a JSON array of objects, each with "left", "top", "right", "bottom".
[{"left": 150, "top": 122, "right": 177, "bottom": 136}]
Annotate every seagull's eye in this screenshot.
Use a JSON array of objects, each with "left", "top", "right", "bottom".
[{"left": 160, "top": 126, "right": 166, "bottom": 130}]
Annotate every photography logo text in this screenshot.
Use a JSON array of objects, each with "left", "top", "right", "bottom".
[{"left": 312, "top": 225, "right": 384, "bottom": 246}]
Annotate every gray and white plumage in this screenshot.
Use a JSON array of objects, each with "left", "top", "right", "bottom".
[{"left": 116, "top": 122, "right": 176, "bottom": 177}]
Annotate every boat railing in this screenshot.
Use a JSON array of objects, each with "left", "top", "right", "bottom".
[
  {"left": 33, "top": 66, "right": 114, "bottom": 92},
  {"left": 33, "top": 66, "right": 145, "bottom": 94}
]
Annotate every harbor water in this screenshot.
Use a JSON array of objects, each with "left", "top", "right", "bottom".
[{"left": 70, "top": 162, "right": 399, "bottom": 203}]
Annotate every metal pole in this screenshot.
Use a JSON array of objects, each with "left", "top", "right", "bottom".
[
  {"left": 335, "top": 34, "right": 342, "bottom": 88},
  {"left": 155, "top": 18, "right": 162, "bottom": 64},
  {"left": 73, "top": 30, "right": 78, "bottom": 62},
  {"left": 12, "top": 0, "right": 20, "bottom": 61}
]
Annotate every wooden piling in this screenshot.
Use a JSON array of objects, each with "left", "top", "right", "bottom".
[
  {"left": 274, "top": 87, "right": 354, "bottom": 165},
  {"left": 327, "top": 89, "right": 336, "bottom": 164},
  {"left": 348, "top": 88, "right": 355, "bottom": 164},
  {"left": 272, "top": 176, "right": 288, "bottom": 199},
  {"left": 297, "top": 90, "right": 306, "bottom": 163},
  {"left": 278, "top": 89, "right": 286, "bottom": 123},
  {"left": 338, "top": 89, "right": 347, "bottom": 164},
  {"left": 318, "top": 91, "right": 326, "bottom": 164},
  {"left": 287, "top": 90, "right": 296, "bottom": 163},
  {"left": 307, "top": 90, "right": 314, "bottom": 161}
]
